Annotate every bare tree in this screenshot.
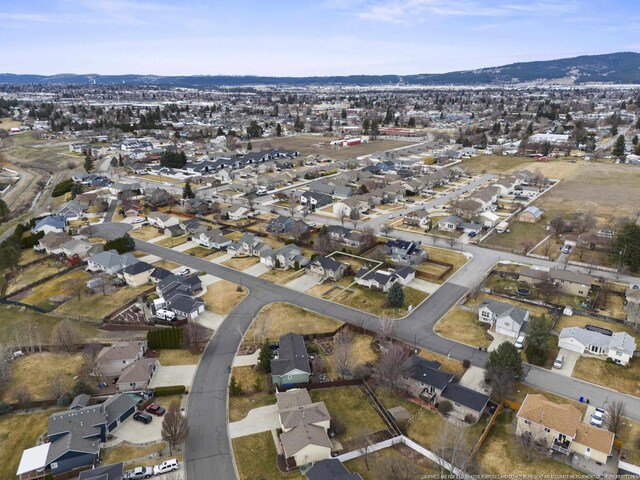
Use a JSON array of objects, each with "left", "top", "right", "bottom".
[
  {"left": 549, "top": 215, "right": 566, "bottom": 238},
  {"left": 161, "top": 399, "right": 189, "bottom": 454},
  {"left": 332, "top": 329, "right": 355, "bottom": 379},
  {"left": 378, "top": 316, "right": 396, "bottom": 341},
  {"left": 360, "top": 226, "right": 376, "bottom": 250},
  {"left": 291, "top": 220, "right": 308, "bottom": 244},
  {"left": 606, "top": 400, "right": 626, "bottom": 436},
  {"left": 379, "top": 223, "right": 393, "bottom": 236},
  {"left": 541, "top": 241, "right": 552, "bottom": 258},
  {"left": 447, "top": 236, "right": 457, "bottom": 249},
  {"left": 12, "top": 386, "right": 33, "bottom": 412},
  {"left": 336, "top": 205, "right": 349, "bottom": 228},
  {"left": 373, "top": 452, "right": 422, "bottom": 480},
  {"left": 50, "top": 320, "right": 79, "bottom": 353},
  {"left": 47, "top": 376, "right": 66, "bottom": 400},
  {"left": 520, "top": 240, "right": 534, "bottom": 255},
  {"left": 314, "top": 233, "right": 333, "bottom": 256},
  {"left": 182, "top": 321, "right": 209, "bottom": 352},
  {"left": 376, "top": 343, "right": 408, "bottom": 390},
  {"left": 82, "top": 343, "right": 104, "bottom": 380},
  {"left": 624, "top": 301, "right": 640, "bottom": 331},
  {"left": 355, "top": 426, "right": 375, "bottom": 471},
  {"left": 434, "top": 420, "right": 474, "bottom": 476},
  {"left": 350, "top": 209, "right": 361, "bottom": 231},
  {"left": 0, "top": 344, "right": 12, "bottom": 388},
  {"left": 66, "top": 277, "right": 86, "bottom": 301}
]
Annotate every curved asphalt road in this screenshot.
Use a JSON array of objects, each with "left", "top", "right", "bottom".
[{"left": 129, "top": 236, "right": 640, "bottom": 480}]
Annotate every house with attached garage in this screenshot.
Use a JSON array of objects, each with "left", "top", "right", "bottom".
[
  {"left": 116, "top": 358, "right": 158, "bottom": 392},
  {"left": 17, "top": 393, "right": 137, "bottom": 479},
  {"left": 266, "top": 215, "right": 295, "bottom": 234},
  {"left": 77, "top": 462, "right": 124, "bottom": 480},
  {"left": 155, "top": 274, "right": 205, "bottom": 320},
  {"left": 226, "top": 206, "right": 250, "bottom": 221},
  {"left": 194, "top": 228, "right": 233, "bottom": 250},
  {"left": 354, "top": 266, "right": 415, "bottom": 291},
  {"left": 55, "top": 200, "right": 84, "bottom": 221},
  {"left": 147, "top": 212, "right": 179, "bottom": 230},
  {"left": 96, "top": 341, "right": 147, "bottom": 377},
  {"left": 549, "top": 268, "right": 594, "bottom": 297},
  {"left": 515, "top": 394, "right": 615, "bottom": 474},
  {"left": 276, "top": 389, "right": 333, "bottom": 467},
  {"left": 558, "top": 327, "right": 636, "bottom": 365},
  {"left": 403, "top": 209, "right": 431, "bottom": 229},
  {"left": 86, "top": 250, "right": 138, "bottom": 275},
  {"left": 121, "top": 261, "right": 155, "bottom": 287},
  {"left": 300, "top": 191, "right": 333, "bottom": 212},
  {"left": 260, "top": 244, "right": 309, "bottom": 270},
  {"left": 478, "top": 300, "right": 529, "bottom": 338},
  {"left": 399, "top": 355, "right": 455, "bottom": 404},
  {"left": 36, "top": 232, "right": 70, "bottom": 255},
  {"left": 307, "top": 256, "right": 348, "bottom": 281},
  {"left": 271, "top": 333, "right": 311, "bottom": 387},
  {"left": 386, "top": 239, "right": 427, "bottom": 266},
  {"left": 32, "top": 215, "right": 67, "bottom": 234},
  {"left": 437, "top": 215, "right": 463, "bottom": 232},
  {"left": 61, "top": 238, "right": 102, "bottom": 259}
]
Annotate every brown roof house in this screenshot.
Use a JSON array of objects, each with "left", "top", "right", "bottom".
[
  {"left": 277, "top": 389, "right": 332, "bottom": 467},
  {"left": 96, "top": 341, "right": 147, "bottom": 377},
  {"left": 116, "top": 358, "right": 158, "bottom": 392},
  {"left": 516, "top": 394, "right": 615, "bottom": 474}
]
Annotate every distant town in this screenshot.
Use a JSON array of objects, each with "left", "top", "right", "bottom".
[{"left": 1, "top": 76, "right": 640, "bottom": 480}]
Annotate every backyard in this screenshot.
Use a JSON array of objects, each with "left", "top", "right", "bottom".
[
  {"left": 129, "top": 225, "right": 162, "bottom": 241},
  {"left": 332, "top": 284, "right": 428, "bottom": 318},
  {"left": 5, "top": 258, "right": 68, "bottom": 295},
  {"left": 482, "top": 221, "right": 548, "bottom": 253},
  {"left": 56, "top": 284, "right": 152, "bottom": 320},
  {"left": 18, "top": 269, "right": 92, "bottom": 311},
  {"left": 232, "top": 431, "right": 304, "bottom": 480},
  {"left": 463, "top": 155, "right": 534, "bottom": 174}
]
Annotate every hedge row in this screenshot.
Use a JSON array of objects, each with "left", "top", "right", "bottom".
[
  {"left": 153, "top": 385, "right": 186, "bottom": 396},
  {"left": 147, "top": 327, "right": 182, "bottom": 349}
]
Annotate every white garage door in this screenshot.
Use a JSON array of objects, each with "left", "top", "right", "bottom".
[{"left": 558, "top": 339, "right": 584, "bottom": 354}]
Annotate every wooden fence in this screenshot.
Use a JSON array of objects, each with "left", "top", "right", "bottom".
[{"left": 469, "top": 401, "right": 504, "bottom": 461}]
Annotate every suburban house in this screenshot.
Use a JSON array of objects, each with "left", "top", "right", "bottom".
[
  {"left": 305, "top": 458, "right": 362, "bottom": 480},
  {"left": 386, "top": 239, "right": 427, "bottom": 266},
  {"left": 116, "top": 358, "right": 158, "bottom": 392},
  {"left": 32, "top": 215, "right": 67, "bottom": 234},
  {"left": 150, "top": 267, "right": 172, "bottom": 284},
  {"left": 332, "top": 197, "right": 368, "bottom": 217},
  {"left": 266, "top": 215, "right": 308, "bottom": 235},
  {"left": 227, "top": 233, "right": 259, "bottom": 257},
  {"left": 307, "top": 256, "right": 348, "bottom": 282},
  {"left": 226, "top": 206, "right": 250, "bottom": 221},
  {"left": 478, "top": 300, "right": 530, "bottom": 338},
  {"left": 479, "top": 211, "right": 500, "bottom": 228},
  {"left": 17, "top": 394, "right": 137, "bottom": 478},
  {"left": 147, "top": 212, "right": 179, "bottom": 230},
  {"left": 518, "top": 267, "right": 594, "bottom": 298},
  {"left": 260, "top": 244, "right": 309, "bottom": 270},
  {"left": 194, "top": 228, "right": 233, "bottom": 249},
  {"left": 86, "top": 251, "right": 138, "bottom": 275},
  {"left": 271, "top": 333, "right": 311, "bottom": 387},
  {"left": 96, "top": 341, "right": 147, "bottom": 377},
  {"left": 61, "top": 238, "right": 101, "bottom": 259},
  {"left": 300, "top": 191, "right": 333, "bottom": 212},
  {"left": 558, "top": 327, "right": 636, "bottom": 365},
  {"left": 403, "top": 209, "right": 431, "bottom": 229},
  {"left": 399, "top": 355, "right": 455, "bottom": 403},
  {"left": 77, "top": 462, "right": 124, "bottom": 480},
  {"left": 439, "top": 383, "right": 490, "bottom": 424},
  {"left": 437, "top": 215, "right": 463, "bottom": 232},
  {"left": 277, "top": 389, "right": 332, "bottom": 467},
  {"left": 517, "top": 206, "right": 544, "bottom": 223},
  {"left": 56, "top": 200, "right": 84, "bottom": 221},
  {"left": 354, "top": 266, "right": 415, "bottom": 291},
  {"left": 516, "top": 394, "right": 615, "bottom": 472},
  {"left": 156, "top": 274, "right": 205, "bottom": 320},
  {"left": 36, "top": 232, "right": 70, "bottom": 255},
  {"left": 121, "top": 261, "right": 155, "bottom": 287},
  {"left": 121, "top": 199, "right": 142, "bottom": 217}
]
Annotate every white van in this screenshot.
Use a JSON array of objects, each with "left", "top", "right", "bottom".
[{"left": 156, "top": 309, "right": 176, "bottom": 321}]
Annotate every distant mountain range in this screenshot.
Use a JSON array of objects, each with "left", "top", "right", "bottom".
[{"left": 1, "top": 52, "right": 639, "bottom": 87}]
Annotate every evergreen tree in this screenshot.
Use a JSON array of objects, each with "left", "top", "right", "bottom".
[
  {"left": 257, "top": 342, "right": 272, "bottom": 373},
  {"left": 485, "top": 341, "right": 523, "bottom": 379},
  {"left": 276, "top": 123, "right": 282, "bottom": 137},
  {"left": 118, "top": 154, "right": 124, "bottom": 167},
  {"left": 183, "top": 180, "right": 195, "bottom": 199},
  {"left": 407, "top": 117, "right": 416, "bottom": 128},
  {"left": 362, "top": 118, "right": 371, "bottom": 134},
  {"left": 524, "top": 315, "right": 551, "bottom": 366},
  {"left": 216, "top": 126, "right": 225, "bottom": 136},
  {"left": 387, "top": 283, "right": 404, "bottom": 308},
  {"left": 0, "top": 199, "right": 9, "bottom": 223},
  {"left": 613, "top": 222, "right": 640, "bottom": 272},
  {"left": 247, "top": 141, "right": 252, "bottom": 151},
  {"left": 83, "top": 154, "right": 94, "bottom": 173},
  {"left": 612, "top": 134, "right": 626, "bottom": 157},
  {"left": 341, "top": 108, "right": 347, "bottom": 119}
]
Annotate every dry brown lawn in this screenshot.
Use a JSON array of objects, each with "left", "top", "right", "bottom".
[
  {"left": 1, "top": 352, "right": 84, "bottom": 401},
  {"left": 245, "top": 303, "right": 342, "bottom": 343},
  {"left": 6, "top": 259, "right": 67, "bottom": 294},
  {"left": 201, "top": 280, "right": 248, "bottom": 315},
  {"left": 423, "top": 245, "right": 469, "bottom": 273},
  {"left": 511, "top": 383, "right": 587, "bottom": 413},
  {"left": 0, "top": 411, "right": 55, "bottom": 479},
  {"left": 156, "top": 234, "right": 189, "bottom": 248},
  {"left": 183, "top": 245, "right": 214, "bottom": 257},
  {"left": 417, "top": 349, "right": 466, "bottom": 378},
  {"left": 229, "top": 393, "right": 276, "bottom": 423},
  {"left": 435, "top": 307, "right": 492, "bottom": 349},
  {"left": 221, "top": 256, "right": 260, "bottom": 271},
  {"left": 333, "top": 285, "right": 428, "bottom": 318},
  {"left": 232, "top": 431, "right": 304, "bottom": 480},
  {"left": 103, "top": 441, "right": 166, "bottom": 465},
  {"left": 463, "top": 155, "right": 534, "bottom": 174},
  {"left": 18, "top": 249, "right": 46, "bottom": 266},
  {"left": 56, "top": 284, "right": 151, "bottom": 319},
  {"left": 20, "top": 269, "right": 92, "bottom": 309},
  {"left": 204, "top": 250, "right": 227, "bottom": 261},
  {"left": 152, "top": 259, "right": 180, "bottom": 271},
  {"left": 466, "top": 292, "right": 549, "bottom": 318},
  {"left": 231, "top": 366, "right": 270, "bottom": 394},
  {"left": 157, "top": 349, "right": 201, "bottom": 366},
  {"left": 345, "top": 445, "right": 437, "bottom": 479},
  {"left": 572, "top": 357, "right": 640, "bottom": 397},
  {"left": 619, "top": 418, "right": 640, "bottom": 464},
  {"left": 259, "top": 268, "right": 303, "bottom": 285},
  {"left": 129, "top": 225, "right": 162, "bottom": 241}
]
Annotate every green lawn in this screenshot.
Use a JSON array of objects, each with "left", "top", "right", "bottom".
[{"left": 310, "top": 386, "right": 386, "bottom": 443}]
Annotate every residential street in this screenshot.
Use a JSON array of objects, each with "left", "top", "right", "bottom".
[{"left": 132, "top": 237, "right": 640, "bottom": 480}]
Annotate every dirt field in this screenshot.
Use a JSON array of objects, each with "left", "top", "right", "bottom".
[
  {"left": 248, "top": 135, "right": 411, "bottom": 160},
  {"left": 463, "top": 155, "right": 535, "bottom": 173},
  {"left": 532, "top": 161, "right": 640, "bottom": 219}
]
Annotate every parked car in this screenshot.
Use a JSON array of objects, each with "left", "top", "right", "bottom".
[
  {"left": 156, "top": 309, "right": 176, "bottom": 321},
  {"left": 515, "top": 335, "right": 526, "bottom": 349},
  {"left": 133, "top": 412, "right": 152, "bottom": 424},
  {"left": 153, "top": 459, "right": 179, "bottom": 475},
  {"left": 177, "top": 268, "right": 191, "bottom": 276},
  {"left": 552, "top": 354, "right": 564, "bottom": 369},
  {"left": 145, "top": 403, "right": 166, "bottom": 416},
  {"left": 133, "top": 218, "right": 144, "bottom": 224},
  {"left": 562, "top": 245, "right": 571, "bottom": 254},
  {"left": 124, "top": 466, "right": 153, "bottom": 479},
  {"left": 468, "top": 231, "right": 477, "bottom": 238},
  {"left": 591, "top": 407, "right": 605, "bottom": 427}
]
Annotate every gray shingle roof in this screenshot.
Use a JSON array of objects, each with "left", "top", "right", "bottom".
[
  {"left": 271, "top": 333, "right": 311, "bottom": 376},
  {"left": 440, "top": 383, "right": 490, "bottom": 412},
  {"left": 480, "top": 300, "right": 529, "bottom": 327}
]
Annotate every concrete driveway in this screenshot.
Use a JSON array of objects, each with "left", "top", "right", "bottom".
[
  {"left": 113, "top": 414, "right": 163, "bottom": 444},
  {"left": 232, "top": 350, "right": 259, "bottom": 367},
  {"left": 228, "top": 404, "right": 279, "bottom": 438},
  {"left": 553, "top": 349, "right": 580, "bottom": 377},
  {"left": 149, "top": 365, "right": 198, "bottom": 388},
  {"left": 196, "top": 311, "right": 225, "bottom": 331},
  {"left": 243, "top": 262, "right": 269, "bottom": 276},
  {"left": 285, "top": 273, "right": 320, "bottom": 292},
  {"left": 488, "top": 332, "right": 516, "bottom": 352},
  {"left": 409, "top": 278, "right": 440, "bottom": 294},
  {"left": 211, "top": 253, "right": 233, "bottom": 264},
  {"left": 459, "top": 366, "right": 491, "bottom": 395}
]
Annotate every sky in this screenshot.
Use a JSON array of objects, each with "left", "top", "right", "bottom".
[{"left": 0, "top": 0, "right": 639, "bottom": 76}]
